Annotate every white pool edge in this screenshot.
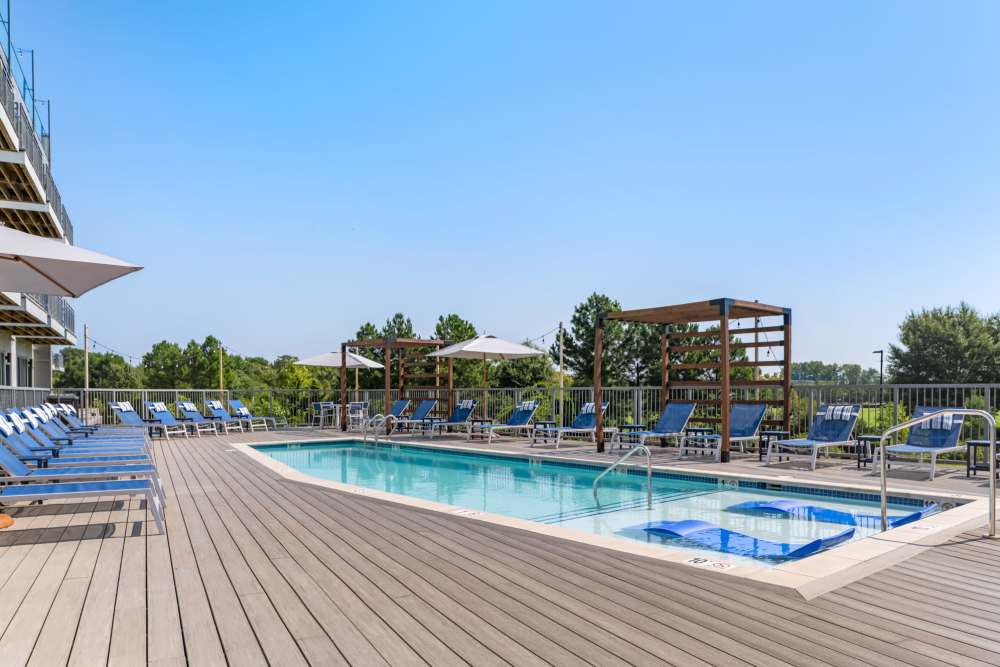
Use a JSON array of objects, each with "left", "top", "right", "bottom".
[{"left": 230, "top": 435, "right": 993, "bottom": 599}]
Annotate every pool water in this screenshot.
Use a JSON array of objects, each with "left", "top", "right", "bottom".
[{"left": 258, "top": 440, "right": 934, "bottom": 565}]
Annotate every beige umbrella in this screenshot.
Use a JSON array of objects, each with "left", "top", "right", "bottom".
[
  {"left": 428, "top": 335, "right": 543, "bottom": 413},
  {"left": 295, "top": 351, "right": 384, "bottom": 393},
  {"left": 0, "top": 226, "right": 141, "bottom": 296}
]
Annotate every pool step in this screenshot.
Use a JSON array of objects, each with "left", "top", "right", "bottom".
[{"left": 532, "top": 489, "right": 718, "bottom": 524}]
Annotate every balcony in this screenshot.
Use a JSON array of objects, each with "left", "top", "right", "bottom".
[
  {"left": 0, "top": 15, "right": 72, "bottom": 243},
  {"left": 0, "top": 290, "right": 75, "bottom": 344}
]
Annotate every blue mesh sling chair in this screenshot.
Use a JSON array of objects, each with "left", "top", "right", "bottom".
[
  {"left": 228, "top": 399, "right": 270, "bottom": 432},
  {"left": 421, "top": 399, "right": 478, "bottom": 438},
  {"left": 44, "top": 403, "right": 136, "bottom": 439},
  {"left": 144, "top": 402, "right": 191, "bottom": 439},
  {"left": 678, "top": 403, "right": 768, "bottom": 462},
  {"left": 2, "top": 412, "right": 149, "bottom": 462},
  {"left": 230, "top": 399, "right": 287, "bottom": 431},
  {"left": 204, "top": 400, "right": 245, "bottom": 434},
  {"left": 531, "top": 401, "right": 609, "bottom": 448},
  {"left": 471, "top": 400, "right": 540, "bottom": 443},
  {"left": 872, "top": 407, "right": 965, "bottom": 481},
  {"left": 177, "top": 401, "right": 219, "bottom": 436},
  {"left": 765, "top": 404, "right": 860, "bottom": 470},
  {"left": 110, "top": 401, "right": 157, "bottom": 438},
  {"left": 27, "top": 406, "right": 145, "bottom": 446},
  {"left": 15, "top": 409, "right": 147, "bottom": 454},
  {"left": 611, "top": 401, "right": 697, "bottom": 450},
  {"left": 0, "top": 416, "right": 150, "bottom": 468},
  {"left": 392, "top": 399, "right": 437, "bottom": 433},
  {"left": 0, "top": 435, "right": 156, "bottom": 483}
]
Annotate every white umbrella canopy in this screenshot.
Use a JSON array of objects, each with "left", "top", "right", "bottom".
[
  {"left": 427, "top": 335, "right": 543, "bottom": 361},
  {"left": 295, "top": 351, "right": 384, "bottom": 369},
  {"left": 0, "top": 226, "right": 142, "bottom": 297}
]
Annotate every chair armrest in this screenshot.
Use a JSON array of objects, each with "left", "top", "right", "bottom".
[{"left": 621, "top": 424, "right": 646, "bottom": 431}]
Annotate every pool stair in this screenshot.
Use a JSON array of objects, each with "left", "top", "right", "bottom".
[
  {"left": 724, "top": 499, "right": 938, "bottom": 529},
  {"left": 531, "top": 489, "right": 717, "bottom": 524},
  {"left": 628, "top": 519, "right": 855, "bottom": 560}
]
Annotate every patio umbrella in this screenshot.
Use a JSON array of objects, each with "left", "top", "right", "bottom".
[
  {"left": 295, "top": 351, "right": 384, "bottom": 393},
  {"left": 0, "top": 226, "right": 142, "bottom": 297},
  {"left": 428, "top": 334, "right": 542, "bottom": 386}
]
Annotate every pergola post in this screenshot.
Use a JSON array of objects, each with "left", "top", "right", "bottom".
[
  {"left": 719, "top": 302, "right": 731, "bottom": 462},
  {"left": 339, "top": 342, "right": 348, "bottom": 430},
  {"left": 447, "top": 357, "right": 454, "bottom": 415},
  {"left": 594, "top": 314, "right": 605, "bottom": 453},
  {"left": 384, "top": 340, "right": 393, "bottom": 414},
  {"left": 783, "top": 309, "right": 792, "bottom": 431},
  {"left": 660, "top": 325, "right": 669, "bottom": 411}
]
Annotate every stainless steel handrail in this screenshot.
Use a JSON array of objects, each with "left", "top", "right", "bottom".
[
  {"left": 877, "top": 408, "right": 995, "bottom": 536},
  {"left": 592, "top": 445, "right": 652, "bottom": 509}
]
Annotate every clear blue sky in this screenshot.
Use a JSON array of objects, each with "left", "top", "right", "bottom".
[{"left": 14, "top": 1, "right": 1000, "bottom": 366}]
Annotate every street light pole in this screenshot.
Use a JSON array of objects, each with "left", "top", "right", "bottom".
[{"left": 873, "top": 349, "right": 884, "bottom": 428}]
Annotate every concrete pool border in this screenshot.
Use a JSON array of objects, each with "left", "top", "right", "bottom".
[{"left": 231, "top": 435, "right": 990, "bottom": 599}]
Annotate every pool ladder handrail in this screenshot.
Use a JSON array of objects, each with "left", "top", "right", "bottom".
[
  {"left": 876, "top": 408, "right": 995, "bottom": 536},
  {"left": 363, "top": 414, "right": 395, "bottom": 445},
  {"left": 592, "top": 445, "right": 652, "bottom": 509}
]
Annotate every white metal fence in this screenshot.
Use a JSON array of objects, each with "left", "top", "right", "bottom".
[{"left": 16, "top": 384, "right": 997, "bottom": 443}]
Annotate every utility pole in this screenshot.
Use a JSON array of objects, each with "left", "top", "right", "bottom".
[
  {"left": 219, "top": 345, "right": 224, "bottom": 394},
  {"left": 558, "top": 321, "right": 564, "bottom": 426},
  {"left": 873, "top": 349, "right": 884, "bottom": 428},
  {"left": 83, "top": 324, "right": 89, "bottom": 419}
]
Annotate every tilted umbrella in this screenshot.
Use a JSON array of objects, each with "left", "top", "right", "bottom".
[
  {"left": 0, "top": 226, "right": 141, "bottom": 297},
  {"left": 428, "top": 334, "right": 542, "bottom": 386},
  {"left": 295, "top": 351, "right": 384, "bottom": 393}
]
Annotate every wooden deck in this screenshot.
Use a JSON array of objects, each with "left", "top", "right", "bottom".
[{"left": 0, "top": 429, "right": 998, "bottom": 666}]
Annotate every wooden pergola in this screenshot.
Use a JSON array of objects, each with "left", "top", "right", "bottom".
[
  {"left": 339, "top": 338, "right": 453, "bottom": 428},
  {"left": 594, "top": 298, "right": 792, "bottom": 460}
]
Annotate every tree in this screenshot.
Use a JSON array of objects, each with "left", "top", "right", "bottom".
[
  {"left": 551, "top": 293, "right": 632, "bottom": 385},
  {"left": 55, "top": 347, "right": 142, "bottom": 388},
  {"left": 434, "top": 313, "right": 479, "bottom": 387},
  {"left": 889, "top": 303, "right": 1000, "bottom": 383},
  {"left": 493, "top": 343, "right": 554, "bottom": 387},
  {"left": 141, "top": 341, "right": 184, "bottom": 388},
  {"left": 381, "top": 313, "right": 415, "bottom": 340}
]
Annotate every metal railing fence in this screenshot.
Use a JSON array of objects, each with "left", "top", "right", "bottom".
[{"left": 11, "top": 384, "right": 1000, "bottom": 448}]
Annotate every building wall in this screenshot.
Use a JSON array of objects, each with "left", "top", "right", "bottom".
[{"left": 33, "top": 344, "right": 52, "bottom": 388}]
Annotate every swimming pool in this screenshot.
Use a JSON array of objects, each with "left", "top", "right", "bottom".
[{"left": 256, "top": 440, "right": 939, "bottom": 566}]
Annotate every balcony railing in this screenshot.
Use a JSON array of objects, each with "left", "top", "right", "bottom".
[
  {"left": 24, "top": 292, "right": 75, "bottom": 334},
  {"left": 0, "top": 36, "right": 71, "bottom": 243}
]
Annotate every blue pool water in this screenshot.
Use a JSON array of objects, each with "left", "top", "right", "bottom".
[{"left": 258, "top": 440, "right": 936, "bottom": 565}]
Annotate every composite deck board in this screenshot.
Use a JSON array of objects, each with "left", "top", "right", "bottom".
[{"left": 0, "top": 430, "right": 997, "bottom": 665}]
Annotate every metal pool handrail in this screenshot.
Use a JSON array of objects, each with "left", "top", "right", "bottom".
[
  {"left": 877, "top": 408, "right": 996, "bottom": 536},
  {"left": 593, "top": 445, "right": 652, "bottom": 510}
]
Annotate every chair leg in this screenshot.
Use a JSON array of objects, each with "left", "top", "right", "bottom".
[{"left": 810, "top": 447, "right": 819, "bottom": 471}]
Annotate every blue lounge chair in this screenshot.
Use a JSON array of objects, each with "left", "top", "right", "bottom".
[
  {"left": 228, "top": 399, "right": 269, "bottom": 431},
  {"left": 612, "top": 402, "right": 696, "bottom": 449},
  {"left": 111, "top": 401, "right": 156, "bottom": 435},
  {"left": 230, "top": 399, "right": 285, "bottom": 431},
  {"left": 177, "top": 401, "right": 219, "bottom": 436},
  {"left": 392, "top": 399, "right": 437, "bottom": 432},
  {"left": 144, "top": 402, "right": 190, "bottom": 439},
  {"left": 12, "top": 410, "right": 147, "bottom": 455},
  {"left": 347, "top": 401, "right": 369, "bottom": 431},
  {"left": 766, "top": 404, "right": 860, "bottom": 470},
  {"left": 421, "top": 400, "right": 478, "bottom": 438},
  {"left": 0, "top": 437, "right": 155, "bottom": 482},
  {"left": 48, "top": 403, "right": 137, "bottom": 438},
  {"left": 205, "top": 400, "right": 245, "bottom": 433},
  {"left": 531, "top": 402, "right": 609, "bottom": 448},
  {"left": 26, "top": 407, "right": 144, "bottom": 447},
  {"left": 0, "top": 479, "right": 164, "bottom": 533},
  {"left": 872, "top": 407, "right": 965, "bottom": 480},
  {"left": 471, "top": 400, "right": 540, "bottom": 443},
  {"left": 0, "top": 419, "right": 150, "bottom": 468},
  {"left": 678, "top": 403, "right": 768, "bottom": 462}
]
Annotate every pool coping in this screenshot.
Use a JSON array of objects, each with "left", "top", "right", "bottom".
[{"left": 230, "top": 434, "right": 993, "bottom": 600}]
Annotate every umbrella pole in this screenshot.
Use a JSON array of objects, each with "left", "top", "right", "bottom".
[
  {"left": 354, "top": 367, "right": 359, "bottom": 400},
  {"left": 482, "top": 354, "right": 488, "bottom": 418}
]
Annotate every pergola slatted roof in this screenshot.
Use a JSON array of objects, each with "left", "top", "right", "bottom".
[{"left": 605, "top": 298, "right": 788, "bottom": 325}]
